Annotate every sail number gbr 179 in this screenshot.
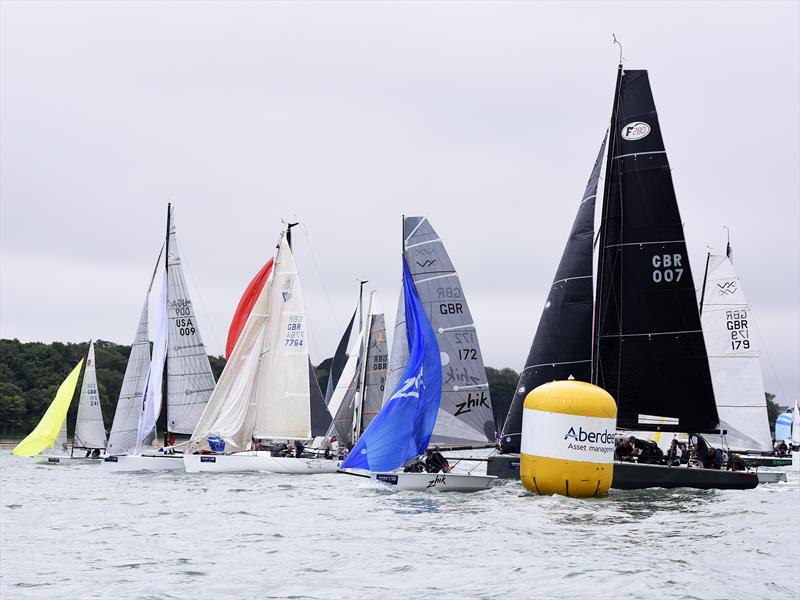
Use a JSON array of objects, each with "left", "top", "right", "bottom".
[{"left": 651, "top": 253, "right": 684, "bottom": 283}]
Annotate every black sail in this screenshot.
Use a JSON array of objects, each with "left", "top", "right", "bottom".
[
  {"left": 499, "top": 136, "right": 606, "bottom": 453},
  {"left": 309, "top": 360, "right": 332, "bottom": 437},
  {"left": 593, "top": 68, "right": 718, "bottom": 433},
  {"left": 324, "top": 309, "right": 357, "bottom": 404}
]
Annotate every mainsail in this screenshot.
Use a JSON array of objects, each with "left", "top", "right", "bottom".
[
  {"left": 358, "top": 298, "right": 388, "bottom": 433},
  {"left": 13, "top": 360, "right": 84, "bottom": 457},
  {"left": 342, "top": 259, "right": 442, "bottom": 472},
  {"left": 386, "top": 217, "right": 494, "bottom": 446},
  {"left": 500, "top": 136, "right": 606, "bottom": 453},
  {"left": 165, "top": 207, "right": 216, "bottom": 434},
  {"left": 188, "top": 231, "right": 322, "bottom": 452},
  {"left": 593, "top": 67, "right": 718, "bottom": 433},
  {"left": 74, "top": 341, "right": 107, "bottom": 450},
  {"left": 700, "top": 250, "right": 772, "bottom": 452}
]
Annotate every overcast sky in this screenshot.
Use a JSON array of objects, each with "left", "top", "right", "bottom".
[{"left": 1, "top": 1, "right": 798, "bottom": 404}]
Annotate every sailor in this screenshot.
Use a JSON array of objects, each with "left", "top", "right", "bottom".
[
  {"left": 91, "top": 448, "right": 100, "bottom": 458},
  {"left": 424, "top": 449, "right": 450, "bottom": 473},
  {"left": 615, "top": 437, "right": 635, "bottom": 461},
  {"left": 404, "top": 459, "right": 425, "bottom": 473},
  {"left": 294, "top": 440, "right": 305, "bottom": 458},
  {"left": 776, "top": 440, "right": 789, "bottom": 456}
]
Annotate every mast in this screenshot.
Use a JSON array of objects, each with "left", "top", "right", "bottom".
[
  {"left": 699, "top": 251, "right": 711, "bottom": 316},
  {"left": 163, "top": 203, "right": 171, "bottom": 436},
  {"left": 592, "top": 63, "right": 623, "bottom": 385},
  {"left": 351, "top": 292, "right": 374, "bottom": 443}
]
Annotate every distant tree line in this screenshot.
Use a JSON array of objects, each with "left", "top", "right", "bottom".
[
  {"left": 1, "top": 338, "right": 783, "bottom": 439},
  {"left": 0, "top": 339, "right": 520, "bottom": 438}
]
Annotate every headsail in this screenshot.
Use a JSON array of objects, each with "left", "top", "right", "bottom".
[
  {"left": 107, "top": 299, "right": 153, "bottom": 455},
  {"left": 325, "top": 308, "right": 357, "bottom": 404},
  {"left": 775, "top": 411, "right": 792, "bottom": 442},
  {"left": 342, "top": 259, "right": 441, "bottom": 472},
  {"left": 13, "top": 360, "right": 84, "bottom": 457},
  {"left": 135, "top": 269, "right": 169, "bottom": 453},
  {"left": 309, "top": 361, "right": 332, "bottom": 437},
  {"left": 74, "top": 341, "right": 107, "bottom": 449},
  {"left": 399, "top": 216, "right": 494, "bottom": 446},
  {"left": 593, "top": 68, "right": 718, "bottom": 433},
  {"left": 700, "top": 252, "right": 772, "bottom": 452},
  {"left": 326, "top": 328, "right": 364, "bottom": 448},
  {"left": 165, "top": 206, "right": 216, "bottom": 434},
  {"left": 226, "top": 258, "right": 274, "bottom": 358},
  {"left": 500, "top": 135, "right": 606, "bottom": 453}
]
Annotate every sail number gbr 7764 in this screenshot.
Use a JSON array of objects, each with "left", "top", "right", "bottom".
[{"left": 651, "top": 253, "right": 684, "bottom": 283}]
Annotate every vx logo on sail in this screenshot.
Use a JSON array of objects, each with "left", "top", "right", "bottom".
[{"left": 717, "top": 281, "right": 737, "bottom": 296}]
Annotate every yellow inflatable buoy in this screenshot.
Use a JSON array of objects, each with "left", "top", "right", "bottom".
[{"left": 520, "top": 380, "right": 617, "bottom": 497}]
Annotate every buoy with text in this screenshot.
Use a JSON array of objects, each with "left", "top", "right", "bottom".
[{"left": 520, "top": 380, "right": 617, "bottom": 497}]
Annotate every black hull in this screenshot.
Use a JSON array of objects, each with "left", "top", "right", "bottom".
[{"left": 487, "top": 455, "right": 758, "bottom": 490}]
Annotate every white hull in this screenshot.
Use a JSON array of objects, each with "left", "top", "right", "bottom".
[
  {"left": 369, "top": 471, "right": 496, "bottom": 492},
  {"left": 35, "top": 455, "right": 101, "bottom": 465},
  {"left": 792, "top": 451, "right": 800, "bottom": 472},
  {"left": 757, "top": 471, "right": 788, "bottom": 484},
  {"left": 183, "top": 451, "right": 340, "bottom": 474},
  {"left": 102, "top": 454, "right": 185, "bottom": 472}
]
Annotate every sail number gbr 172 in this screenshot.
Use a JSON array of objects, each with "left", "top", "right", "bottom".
[{"left": 651, "top": 253, "right": 684, "bottom": 283}]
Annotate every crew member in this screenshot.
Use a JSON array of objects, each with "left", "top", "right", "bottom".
[{"left": 424, "top": 449, "right": 450, "bottom": 473}]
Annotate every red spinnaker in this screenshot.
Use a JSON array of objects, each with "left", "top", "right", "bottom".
[{"left": 225, "top": 258, "right": 274, "bottom": 358}]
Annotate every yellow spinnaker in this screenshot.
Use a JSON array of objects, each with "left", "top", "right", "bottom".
[{"left": 12, "top": 359, "right": 84, "bottom": 457}]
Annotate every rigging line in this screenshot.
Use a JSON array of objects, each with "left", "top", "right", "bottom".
[
  {"left": 173, "top": 237, "right": 224, "bottom": 357},
  {"left": 300, "top": 225, "right": 341, "bottom": 333}
]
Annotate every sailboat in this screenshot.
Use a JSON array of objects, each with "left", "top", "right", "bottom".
[
  {"left": 14, "top": 360, "right": 83, "bottom": 463},
  {"left": 325, "top": 288, "right": 388, "bottom": 450},
  {"left": 183, "top": 227, "right": 337, "bottom": 474},
  {"left": 340, "top": 217, "right": 496, "bottom": 492},
  {"left": 104, "top": 204, "right": 217, "bottom": 471},
  {"left": 496, "top": 62, "right": 758, "bottom": 490},
  {"left": 69, "top": 341, "right": 108, "bottom": 458},
  {"left": 698, "top": 239, "right": 773, "bottom": 453}
]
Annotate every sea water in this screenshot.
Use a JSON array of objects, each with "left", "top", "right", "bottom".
[{"left": 1, "top": 450, "right": 798, "bottom": 600}]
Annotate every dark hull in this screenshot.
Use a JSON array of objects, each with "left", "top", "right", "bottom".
[{"left": 487, "top": 455, "right": 758, "bottom": 490}]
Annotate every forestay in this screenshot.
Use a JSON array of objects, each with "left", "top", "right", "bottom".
[
  {"left": 74, "top": 341, "right": 107, "bottom": 450},
  {"left": 700, "top": 252, "right": 772, "bottom": 452},
  {"left": 500, "top": 135, "right": 606, "bottom": 453},
  {"left": 165, "top": 208, "right": 216, "bottom": 434},
  {"left": 392, "top": 216, "right": 494, "bottom": 446}
]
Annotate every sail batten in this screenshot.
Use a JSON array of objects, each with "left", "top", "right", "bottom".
[{"left": 593, "top": 68, "right": 718, "bottom": 434}]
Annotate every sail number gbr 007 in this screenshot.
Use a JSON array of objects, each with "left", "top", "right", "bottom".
[{"left": 651, "top": 253, "right": 684, "bottom": 283}]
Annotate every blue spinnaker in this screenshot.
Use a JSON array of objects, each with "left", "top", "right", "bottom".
[
  {"left": 775, "top": 411, "right": 792, "bottom": 442},
  {"left": 342, "top": 258, "right": 442, "bottom": 472}
]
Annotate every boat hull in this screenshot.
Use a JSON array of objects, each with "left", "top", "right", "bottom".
[
  {"left": 757, "top": 471, "right": 788, "bottom": 484},
  {"left": 487, "top": 454, "right": 759, "bottom": 490},
  {"left": 370, "top": 471, "right": 496, "bottom": 492},
  {"left": 102, "top": 454, "right": 185, "bottom": 472},
  {"left": 183, "top": 452, "right": 340, "bottom": 474},
  {"left": 35, "top": 455, "right": 101, "bottom": 465}
]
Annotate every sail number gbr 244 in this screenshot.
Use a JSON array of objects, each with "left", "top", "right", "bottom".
[{"left": 651, "top": 253, "right": 684, "bottom": 283}]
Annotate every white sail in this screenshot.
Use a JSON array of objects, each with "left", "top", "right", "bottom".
[
  {"left": 383, "top": 288, "right": 407, "bottom": 408},
  {"left": 326, "top": 328, "right": 364, "bottom": 446},
  {"left": 165, "top": 208, "right": 216, "bottom": 434},
  {"left": 253, "top": 234, "right": 312, "bottom": 440},
  {"left": 135, "top": 269, "right": 169, "bottom": 453},
  {"left": 107, "top": 298, "right": 152, "bottom": 455},
  {"left": 358, "top": 294, "right": 388, "bottom": 433},
  {"left": 700, "top": 253, "right": 772, "bottom": 452},
  {"left": 74, "top": 341, "right": 107, "bottom": 449},
  {"left": 793, "top": 399, "right": 800, "bottom": 446},
  {"left": 188, "top": 232, "right": 315, "bottom": 451}
]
